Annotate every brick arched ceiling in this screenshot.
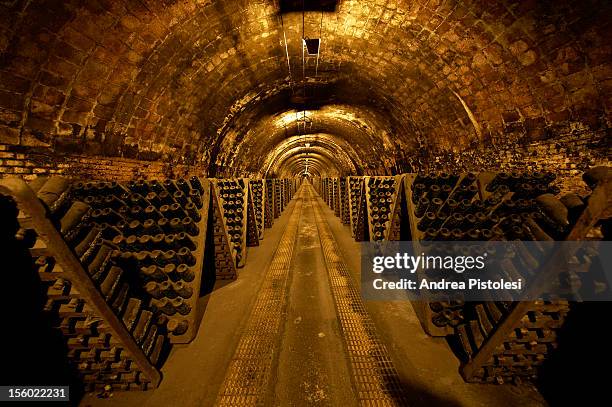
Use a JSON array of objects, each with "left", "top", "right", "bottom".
[
  {"left": 0, "top": 0, "right": 609, "bottom": 177},
  {"left": 261, "top": 133, "right": 361, "bottom": 178}
]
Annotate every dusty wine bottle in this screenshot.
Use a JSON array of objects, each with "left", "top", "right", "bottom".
[
  {"left": 141, "top": 265, "right": 167, "bottom": 282},
  {"left": 190, "top": 176, "right": 203, "bottom": 192},
  {"left": 428, "top": 184, "right": 441, "bottom": 199},
  {"left": 536, "top": 194, "right": 569, "bottom": 227},
  {"left": 173, "top": 190, "right": 188, "bottom": 206},
  {"left": 412, "top": 183, "right": 427, "bottom": 204},
  {"left": 160, "top": 280, "right": 177, "bottom": 298},
  {"left": 163, "top": 179, "right": 178, "bottom": 193},
  {"left": 414, "top": 197, "right": 429, "bottom": 218},
  {"left": 189, "top": 190, "right": 203, "bottom": 208},
  {"left": 560, "top": 193, "right": 585, "bottom": 222},
  {"left": 143, "top": 219, "right": 163, "bottom": 234},
  {"left": 486, "top": 172, "right": 510, "bottom": 192},
  {"left": 185, "top": 202, "right": 201, "bottom": 221},
  {"left": 145, "top": 281, "right": 164, "bottom": 299},
  {"left": 171, "top": 297, "right": 191, "bottom": 315},
  {"left": 167, "top": 319, "right": 189, "bottom": 335},
  {"left": 173, "top": 281, "right": 193, "bottom": 298},
  {"left": 182, "top": 217, "right": 199, "bottom": 236},
  {"left": 417, "top": 211, "right": 436, "bottom": 231},
  {"left": 176, "top": 179, "right": 191, "bottom": 194},
  {"left": 175, "top": 264, "right": 195, "bottom": 282},
  {"left": 37, "top": 177, "right": 71, "bottom": 211},
  {"left": 177, "top": 247, "right": 196, "bottom": 266},
  {"left": 74, "top": 227, "right": 101, "bottom": 258},
  {"left": 158, "top": 190, "right": 174, "bottom": 205},
  {"left": 582, "top": 166, "right": 611, "bottom": 188},
  {"left": 60, "top": 202, "right": 90, "bottom": 235},
  {"left": 152, "top": 298, "right": 176, "bottom": 315}
]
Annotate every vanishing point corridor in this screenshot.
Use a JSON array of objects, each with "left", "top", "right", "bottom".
[{"left": 80, "top": 183, "right": 545, "bottom": 407}]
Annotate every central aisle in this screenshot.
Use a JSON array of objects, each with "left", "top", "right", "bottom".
[
  {"left": 216, "top": 183, "right": 407, "bottom": 405},
  {"left": 272, "top": 186, "right": 356, "bottom": 405}
]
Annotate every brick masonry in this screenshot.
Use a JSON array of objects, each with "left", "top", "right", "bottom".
[
  {"left": 0, "top": 144, "right": 205, "bottom": 182},
  {"left": 2, "top": 130, "right": 608, "bottom": 196}
]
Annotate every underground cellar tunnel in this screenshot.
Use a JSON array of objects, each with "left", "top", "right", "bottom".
[{"left": 0, "top": 0, "right": 611, "bottom": 406}]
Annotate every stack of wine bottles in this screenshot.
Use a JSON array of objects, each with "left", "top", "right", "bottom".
[
  {"left": 1, "top": 177, "right": 166, "bottom": 392},
  {"left": 212, "top": 179, "right": 248, "bottom": 271},
  {"left": 327, "top": 178, "right": 335, "bottom": 209},
  {"left": 69, "top": 177, "right": 210, "bottom": 345},
  {"left": 331, "top": 178, "right": 340, "bottom": 217},
  {"left": 320, "top": 178, "right": 328, "bottom": 207},
  {"left": 249, "top": 180, "right": 265, "bottom": 240},
  {"left": 348, "top": 176, "right": 367, "bottom": 241},
  {"left": 283, "top": 179, "right": 291, "bottom": 208},
  {"left": 454, "top": 168, "right": 610, "bottom": 384},
  {"left": 386, "top": 176, "right": 408, "bottom": 242},
  {"left": 339, "top": 177, "right": 350, "bottom": 226},
  {"left": 365, "top": 177, "right": 397, "bottom": 241},
  {"left": 320, "top": 166, "right": 611, "bottom": 384},
  {"left": 274, "top": 179, "right": 284, "bottom": 217},
  {"left": 2, "top": 175, "right": 300, "bottom": 392},
  {"left": 265, "top": 179, "right": 275, "bottom": 225}
]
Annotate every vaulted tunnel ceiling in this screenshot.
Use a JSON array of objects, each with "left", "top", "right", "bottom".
[{"left": 0, "top": 0, "right": 609, "bottom": 178}]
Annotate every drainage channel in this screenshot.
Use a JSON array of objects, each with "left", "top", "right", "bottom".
[
  {"left": 215, "top": 187, "right": 304, "bottom": 406},
  {"left": 309, "top": 184, "right": 409, "bottom": 406}
]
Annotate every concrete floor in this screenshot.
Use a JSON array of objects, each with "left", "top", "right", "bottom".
[
  {"left": 272, "top": 190, "right": 356, "bottom": 406},
  {"left": 81, "top": 184, "right": 547, "bottom": 407}
]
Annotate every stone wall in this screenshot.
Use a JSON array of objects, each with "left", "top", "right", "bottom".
[
  {"left": 395, "top": 129, "right": 610, "bottom": 195},
  {"left": 0, "top": 144, "right": 204, "bottom": 182},
  {"left": 2, "top": 130, "right": 608, "bottom": 196}
]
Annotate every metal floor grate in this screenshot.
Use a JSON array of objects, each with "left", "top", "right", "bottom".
[
  {"left": 309, "top": 185, "right": 408, "bottom": 406},
  {"left": 215, "top": 189, "right": 304, "bottom": 406}
]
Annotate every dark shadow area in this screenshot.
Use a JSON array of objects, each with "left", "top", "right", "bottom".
[
  {"left": 537, "top": 301, "right": 611, "bottom": 406},
  {"left": 200, "top": 196, "right": 218, "bottom": 298},
  {"left": 278, "top": 0, "right": 339, "bottom": 13},
  {"left": 191, "top": 195, "right": 230, "bottom": 335},
  {"left": 538, "top": 220, "right": 610, "bottom": 405},
  {"left": 1, "top": 194, "right": 84, "bottom": 406},
  {"left": 399, "top": 187, "right": 412, "bottom": 241}
]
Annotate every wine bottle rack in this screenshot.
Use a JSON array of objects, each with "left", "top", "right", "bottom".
[
  {"left": 318, "top": 169, "right": 610, "bottom": 384},
  {"left": 249, "top": 179, "right": 265, "bottom": 240},
  {"left": 456, "top": 169, "right": 611, "bottom": 384},
  {"left": 339, "top": 177, "right": 351, "bottom": 226},
  {"left": 320, "top": 178, "right": 327, "bottom": 204},
  {"left": 265, "top": 178, "right": 275, "bottom": 225},
  {"left": 211, "top": 179, "right": 249, "bottom": 270},
  {"left": 327, "top": 178, "right": 334, "bottom": 209},
  {"left": 0, "top": 177, "right": 164, "bottom": 392},
  {"left": 274, "top": 179, "right": 283, "bottom": 217},
  {"left": 348, "top": 176, "right": 368, "bottom": 241},
  {"left": 402, "top": 173, "right": 468, "bottom": 336},
  {"left": 286, "top": 179, "right": 292, "bottom": 205},
  {"left": 387, "top": 175, "right": 408, "bottom": 241},
  {"left": 69, "top": 177, "right": 211, "bottom": 345},
  {"left": 364, "top": 176, "right": 401, "bottom": 242},
  {"left": 321, "top": 178, "right": 326, "bottom": 205},
  {"left": 283, "top": 179, "right": 291, "bottom": 208},
  {"left": 246, "top": 182, "right": 260, "bottom": 248},
  {"left": 335, "top": 178, "right": 341, "bottom": 216},
  {"left": 403, "top": 170, "right": 572, "bottom": 337}
]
